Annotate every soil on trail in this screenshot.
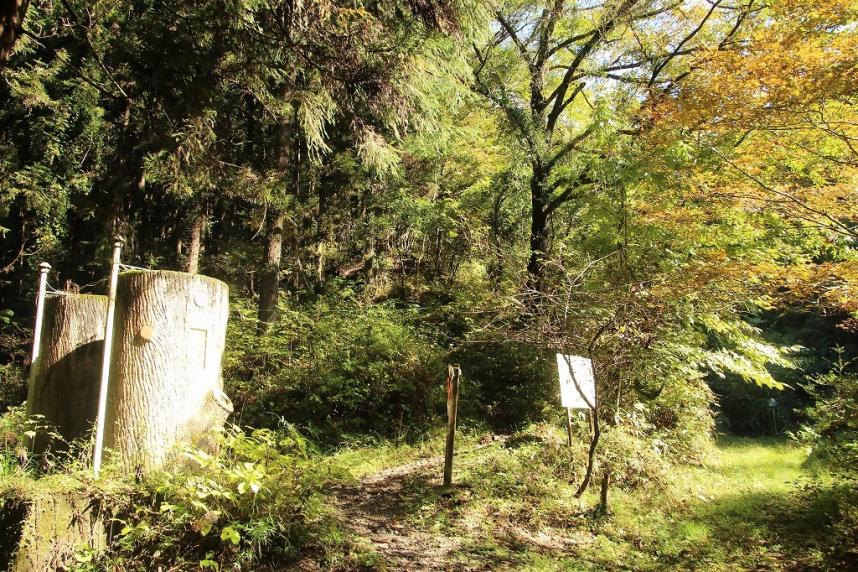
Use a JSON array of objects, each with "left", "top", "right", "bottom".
[{"left": 331, "top": 455, "right": 466, "bottom": 571}]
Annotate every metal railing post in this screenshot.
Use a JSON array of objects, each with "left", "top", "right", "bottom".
[{"left": 93, "top": 239, "right": 123, "bottom": 478}]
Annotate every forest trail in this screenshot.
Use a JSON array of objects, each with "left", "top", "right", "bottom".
[
  {"left": 317, "top": 437, "right": 829, "bottom": 572},
  {"left": 329, "top": 438, "right": 510, "bottom": 571},
  {"left": 331, "top": 454, "right": 464, "bottom": 571}
]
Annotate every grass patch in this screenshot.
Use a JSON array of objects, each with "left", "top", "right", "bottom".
[{"left": 324, "top": 429, "right": 844, "bottom": 571}]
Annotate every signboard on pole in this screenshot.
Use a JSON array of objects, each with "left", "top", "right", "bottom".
[{"left": 556, "top": 354, "right": 595, "bottom": 409}]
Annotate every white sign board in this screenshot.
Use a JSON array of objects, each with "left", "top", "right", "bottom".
[{"left": 556, "top": 354, "right": 595, "bottom": 409}]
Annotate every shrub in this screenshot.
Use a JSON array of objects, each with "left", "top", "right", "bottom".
[
  {"left": 454, "top": 341, "right": 555, "bottom": 431},
  {"left": 223, "top": 296, "right": 444, "bottom": 441},
  {"left": 599, "top": 406, "right": 668, "bottom": 490},
  {"left": 792, "top": 350, "right": 858, "bottom": 566},
  {"left": 649, "top": 375, "right": 716, "bottom": 464},
  {"left": 0, "top": 406, "right": 64, "bottom": 477},
  {"left": 89, "top": 424, "right": 329, "bottom": 570}
]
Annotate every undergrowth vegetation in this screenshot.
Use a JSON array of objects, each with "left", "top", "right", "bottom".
[
  {"left": 2, "top": 394, "right": 857, "bottom": 570},
  {"left": 1, "top": 421, "right": 338, "bottom": 571}
]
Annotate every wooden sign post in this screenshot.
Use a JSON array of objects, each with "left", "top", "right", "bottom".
[{"left": 443, "top": 364, "right": 461, "bottom": 487}]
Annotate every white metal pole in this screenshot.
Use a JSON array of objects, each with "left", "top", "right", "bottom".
[
  {"left": 25, "top": 262, "right": 51, "bottom": 426},
  {"left": 93, "top": 239, "right": 123, "bottom": 478}
]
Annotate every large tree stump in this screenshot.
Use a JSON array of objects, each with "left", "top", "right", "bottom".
[
  {"left": 25, "top": 294, "right": 108, "bottom": 452},
  {"left": 103, "top": 271, "right": 232, "bottom": 471},
  {"left": 4, "top": 493, "right": 107, "bottom": 572}
]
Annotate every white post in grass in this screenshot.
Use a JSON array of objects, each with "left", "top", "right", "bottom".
[
  {"left": 25, "top": 262, "right": 51, "bottom": 414},
  {"left": 93, "top": 238, "right": 123, "bottom": 478}
]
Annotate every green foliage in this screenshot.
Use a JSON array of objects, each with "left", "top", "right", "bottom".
[
  {"left": 799, "top": 350, "right": 858, "bottom": 474},
  {"left": 224, "top": 295, "right": 444, "bottom": 439},
  {"left": 91, "top": 424, "right": 329, "bottom": 570},
  {"left": 599, "top": 407, "right": 668, "bottom": 490},
  {"left": 791, "top": 349, "right": 858, "bottom": 564},
  {"left": 0, "top": 405, "right": 31, "bottom": 477},
  {"left": 456, "top": 341, "right": 555, "bottom": 431},
  {"left": 0, "top": 406, "right": 63, "bottom": 478}
]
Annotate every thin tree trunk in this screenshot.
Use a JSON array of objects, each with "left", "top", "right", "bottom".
[
  {"left": 185, "top": 210, "right": 206, "bottom": 274},
  {"left": 256, "top": 97, "right": 295, "bottom": 333},
  {"left": 575, "top": 407, "right": 600, "bottom": 496},
  {"left": 527, "top": 165, "right": 551, "bottom": 293},
  {"left": 256, "top": 211, "right": 285, "bottom": 335},
  {"left": 576, "top": 350, "right": 605, "bottom": 497}
]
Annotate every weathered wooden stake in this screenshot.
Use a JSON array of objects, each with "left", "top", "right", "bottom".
[
  {"left": 93, "top": 239, "right": 123, "bottom": 478},
  {"left": 443, "top": 364, "right": 461, "bottom": 487},
  {"left": 25, "top": 262, "right": 51, "bottom": 420},
  {"left": 565, "top": 407, "right": 573, "bottom": 448},
  {"left": 599, "top": 469, "right": 611, "bottom": 515}
]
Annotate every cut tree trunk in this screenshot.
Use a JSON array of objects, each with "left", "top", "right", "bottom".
[
  {"left": 26, "top": 294, "right": 107, "bottom": 452},
  {"left": 256, "top": 210, "right": 285, "bottom": 335},
  {"left": 5, "top": 492, "right": 108, "bottom": 572},
  {"left": 103, "top": 270, "right": 232, "bottom": 472}
]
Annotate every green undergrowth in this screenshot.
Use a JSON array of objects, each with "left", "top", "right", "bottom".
[
  {"left": 327, "top": 424, "right": 488, "bottom": 481},
  {"left": 2, "top": 417, "right": 852, "bottom": 571},
  {"left": 1, "top": 422, "right": 345, "bottom": 571},
  {"left": 323, "top": 426, "right": 849, "bottom": 571}
]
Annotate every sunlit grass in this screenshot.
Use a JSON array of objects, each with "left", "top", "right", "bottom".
[{"left": 327, "top": 430, "right": 838, "bottom": 571}]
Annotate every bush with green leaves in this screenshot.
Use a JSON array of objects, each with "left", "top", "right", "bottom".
[
  {"left": 791, "top": 349, "right": 858, "bottom": 565},
  {"left": 87, "top": 424, "right": 329, "bottom": 571},
  {"left": 799, "top": 352, "right": 858, "bottom": 474},
  {"left": 455, "top": 341, "right": 555, "bottom": 431},
  {"left": 0, "top": 405, "right": 65, "bottom": 477},
  {"left": 224, "top": 294, "right": 445, "bottom": 440},
  {"left": 648, "top": 375, "right": 716, "bottom": 464}
]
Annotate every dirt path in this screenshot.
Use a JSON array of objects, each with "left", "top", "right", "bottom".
[
  {"left": 329, "top": 440, "right": 508, "bottom": 571},
  {"left": 331, "top": 455, "right": 462, "bottom": 570}
]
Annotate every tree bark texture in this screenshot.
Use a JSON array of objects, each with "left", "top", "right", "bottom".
[
  {"left": 185, "top": 210, "right": 206, "bottom": 274},
  {"left": 7, "top": 493, "right": 107, "bottom": 572},
  {"left": 256, "top": 211, "right": 285, "bottom": 335},
  {"left": 103, "top": 270, "right": 232, "bottom": 471},
  {"left": 25, "top": 294, "right": 107, "bottom": 453},
  {"left": 0, "top": 0, "right": 27, "bottom": 67},
  {"left": 527, "top": 166, "right": 551, "bottom": 292}
]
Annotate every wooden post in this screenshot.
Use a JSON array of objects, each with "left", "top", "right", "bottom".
[
  {"left": 565, "top": 407, "right": 573, "bottom": 448},
  {"left": 25, "top": 262, "right": 51, "bottom": 436},
  {"left": 443, "top": 364, "right": 461, "bottom": 487},
  {"left": 599, "top": 469, "right": 611, "bottom": 515},
  {"left": 93, "top": 239, "right": 123, "bottom": 478}
]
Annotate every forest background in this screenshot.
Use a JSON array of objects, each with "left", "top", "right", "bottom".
[{"left": 0, "top": 0, "right": 856, "bottom": 569}]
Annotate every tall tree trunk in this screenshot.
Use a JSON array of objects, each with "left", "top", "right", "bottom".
[
  {"left": 185, "top": 210, "right": 207, "bottom": 274},
  {"left": 256, "top": 98, "right": 295, "bottom": 334},
  {"left": 527, "top": 165, "right": 550, "bottom": 293},
  {"left": 104, "top": 271, "right": 232, "bottom": 472},
  {"left": 0, "top": 0, "right": 28, "bottom": 67},
  {"left": 256, "top": 211, "right": 285, "bottom": 335}
]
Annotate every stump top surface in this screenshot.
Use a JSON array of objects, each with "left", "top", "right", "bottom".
[{"left": 118, "top": 269, "right": 228, "bottom": 291}]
